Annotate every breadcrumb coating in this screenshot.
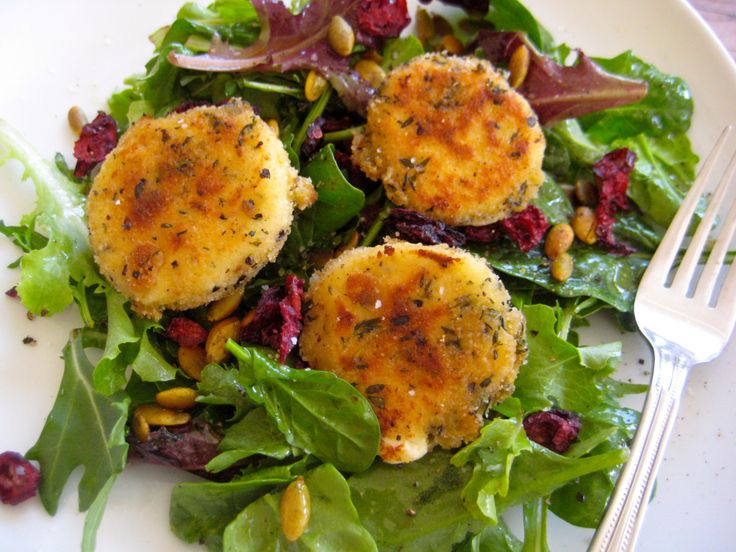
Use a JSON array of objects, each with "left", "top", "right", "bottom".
[
  {"left": 88, "top": 101, "right": 315, "bottom": 318},
  {"left": 353, "top": 53, "right": 545, "bottom": 226},
  {"left": 300, "top": 240, "right": 527, "bottom": 463}
]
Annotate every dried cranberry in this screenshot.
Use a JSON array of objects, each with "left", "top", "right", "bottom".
[
  {"left": 5, "top": 287, "right": 18, "bottom": 298},
  {"left": 0, "top": 451, "right": 41, "bottom": 505},
  {"left": 387, "top": 208, "right": 466, "bottom": 247},
  {"left": 165, "top": 317, "right": 208, "bottom": 348},
  {"left": 279, "top": 274, "right": 305, "bottom": 363},
  {"left": 73, "top": 112, "right": 118, "bottom": 177},
  {"left": 500, "top": 205, "right": 549, "bottom": 252},
  {"left": 242, "top": 274, "right": 305, "bottom": 362},
  {"left": 593, "top": 148, "right": 636, "bottom": 254},
  {"left": 357, "top": 0, "right": 411, "bottom": 38},
  {"left": 523, "top": 409, "right": 581, "bottom": 453}
]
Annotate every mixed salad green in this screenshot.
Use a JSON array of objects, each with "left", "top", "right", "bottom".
[{"left": 0, "top": 0, "right": 699, "bottom": 550}]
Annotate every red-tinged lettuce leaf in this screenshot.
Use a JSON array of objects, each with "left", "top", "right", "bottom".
[
  {"left": 477, "top": 30, "right": 648, "bottom": 125},
  {"left": 169, "top": 0, "right": 373, "bottom": 113}
]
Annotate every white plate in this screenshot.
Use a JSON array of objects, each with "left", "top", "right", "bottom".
[{"left": 0, "top": 1, "right": 734, "bottom": 550}]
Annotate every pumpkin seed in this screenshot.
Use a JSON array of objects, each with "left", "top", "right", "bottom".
[
  {"left": 135, "top": 404, "right": 191, "bottom": 426},
  {"left": 132, "top": 411, "right": 150, "bottom": 442},
  {"left": 355, "top": 59, "right": 386, "bottom": 89},
  {"left": 571, "top": 206, "right": 598, "bottom": 245},
  {"left": 544, "top": 223, "right": 574, "bottom": 259},
  {"left": 178, "top": 345, "right": 206, "bottom": 381},
  {"left": 509, "top": 44, "right": 530, "bottom": 88},
  {"left": 207, "top": 290, "right": 244, "bottom": 322},
  {"left": 304, "top": 70, "right": 328, "bottom": 102},
  {"left": 327, "top": 15, "right": 355, "bottom": 57},
  {"left": 441, "top": 34, "right": 463, "bottom": 55},
  {"left": 280, "top": 476, "right": 311, "bottom": 542},
  {"left": 156, "top": 387, "right": 198, "bottom": 410},
  {"left": 67, "top": 106, "right": 88, "bottom": 135},
  {"left": 550, "top": 252, "right": 574, "bottom": 282},
  {"left": 205, "top": 316, "right": 241, "bottom": 363}
]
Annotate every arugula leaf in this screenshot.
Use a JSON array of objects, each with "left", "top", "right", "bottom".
[
  {"left": 229, "top": 342, "right": 380, "bottom": 473},
  {"left": 451, "top": 418, "right": 531, "bottom": 523},
  {"left": 81, "top": 476, "right": 117, "bottom": 552},
  {"left": 26, "top": 329, "right": 129, "bottom": 515},
  {"left": 0, "top": 220, "right": 48, "bottom": 254},
  {"left": 0, "top": 120, "right": 103, "bottom": 316},
  {"left": 206, "top": 407, "right": 293, "bottom": 473},
  {"left": 223, "top": 464, "right": 377, "bottom": 551}
]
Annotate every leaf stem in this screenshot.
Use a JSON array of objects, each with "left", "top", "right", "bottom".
[
  {"left": 323, "top": 126, "right": 364, "bottom": 142},
  {"left": 238, "top": 79, "right": 304, "bottom": 97},
  {"left": 293, "top": 87, "right": 332, "bottom": 154},
  {"left": 360, "top": 202, "right": 392, "bottom": 247}
]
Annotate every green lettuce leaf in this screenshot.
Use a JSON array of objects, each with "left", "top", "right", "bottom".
[
  {"left": 451, "top": 418, "right": 532, "bottom": 523},
  {"left": 206, "top": 406, "right": 294, "bottom": 473},
  {"left": 613, "top": 132, "right": 699, "bottom": 226},
  {"left": 170, "top": 466, "right": 296, "bottom": 550},
  {"left": 350, "top": 451, "right": 480, "bottom": 551},
  {"left": 480, "top": 244, "right": 648, "bottom": 313},
  {"left": 0, "top": 120, "right": 103, "bottom": 317},
  {"left": 582, "top": 51, "right": 694, "bottom": 141},
  {"left": 129, "top": 320, "right": 178, "bottom": 383},
  {"left": 486, "top": 0, "right": 555, "bottom": 52},
  {"left": 298, "top": 144, "right": 365, "bottom": 240},
  {"left": 223, "top": 464, "right": 377, "bottom": 551},
  {"left": 92, "top": 288, "right": 140, "bottom": 394},
  {"left": 26, "top": 329, "right": 129, "bottom": 515},
  {"left": 495, "top": 443, "right": 628, "bottom": 511},
  {"left": 228, "top": 342, "right": 380, "bottom": 473},
  {"left": 197, "top": 363, "right": 256, "bottom": 420},
  {"left": 381, "top": 36, "right": 425, "bottom": 71}
]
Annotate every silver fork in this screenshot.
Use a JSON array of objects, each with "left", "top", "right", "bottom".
[{"left": 589, "top": 126, "right": 736, "bottom": 552}]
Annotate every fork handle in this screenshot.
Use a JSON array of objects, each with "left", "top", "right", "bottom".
[{"left": 588, "top": 347, "right": 691, "bottom": 552}]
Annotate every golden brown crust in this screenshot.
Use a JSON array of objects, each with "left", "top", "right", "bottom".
[
  {"left": 352, "top": 53, "right": 545, "bottom": 226},
  {"left": 87, "top": 101, "right": 314, "bottom": 318},
  {"left": 299, "top": 240, "right": 527, "bottom": 463}
]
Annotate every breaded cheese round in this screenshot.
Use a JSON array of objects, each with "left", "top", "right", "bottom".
[
  {"left": 88, "top": 101, "right": 316, "bottom": 319},
  {"left": 300, "top": 240, "right": 527, "bottom": 463},
  {"left": 352, "top": 53, "right": 545, "bottom": 226}
]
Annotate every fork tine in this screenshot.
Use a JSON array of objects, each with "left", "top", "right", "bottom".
[
  {"left": 669, "top": 127, "right": 736, "bottom": 295},
  {"left": 693, "top": 190, "right": 736, "bottom": 305},
  {"left": 645, "top": 126, "right": 733, "bottom": 287}
]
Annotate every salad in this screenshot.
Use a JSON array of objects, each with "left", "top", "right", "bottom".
[{"left": 1, "top": 2, "right": 732, "bottom": 545}]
